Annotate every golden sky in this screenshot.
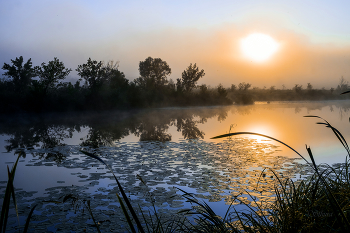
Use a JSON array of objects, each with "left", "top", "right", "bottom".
[
  {"left": 1, "top": 0, "right": 350, "bottom": 89},
  {"left": 112, "top": 24, "right": 350, "bottom": 89}
]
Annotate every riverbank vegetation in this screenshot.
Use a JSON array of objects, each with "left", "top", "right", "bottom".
[{"left": 1, "top": 56, "right": 349, "bottom": 113}]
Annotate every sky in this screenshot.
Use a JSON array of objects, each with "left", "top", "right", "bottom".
[{"left": 1, "top": 0, "right": 350, "bottom": 89}]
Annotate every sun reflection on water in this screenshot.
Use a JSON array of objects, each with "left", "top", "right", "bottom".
[{"left": 245, "top": 123, "right": 277, "bottom": 144}]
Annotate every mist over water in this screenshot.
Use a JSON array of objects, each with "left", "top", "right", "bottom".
[{"left": 1, "top": 100, "right": 350, "bottom": 163}]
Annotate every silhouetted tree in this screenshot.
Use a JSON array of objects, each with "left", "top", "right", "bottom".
[
  {"left": 176, "top": 78, "right": 183, "bottom": 92},
  {"left": 2, "top": 56, "right": 37, "bottom": 94},
  {"left": 307, "top": 83, "right": 313, "bottom": 91},
  {"left": 36, "top": 57, "right": 72, "bottom": 96},
  {"left": 100, "top": 60, "right": 131, "bottom": 108},
  {"left": 103, "top": 61, "right": 128, "bottom": 89},
  {"left": 337, "top": 76, "right": 348, "bottom": 92},
  {"left": 217, "top": 84, "right": 227, "bottom": 97},
  {"left": 198, "top": 84, "right": 209, "bottom": 103},
  {"left": 238, "top": 82, "right": 251, "bottom": 91},
  {"left": 76, "top": 58, "right": 106, "bottom": 91},
  {"left": 235, "top": 82, "right": 253, "bottom": 104},
  {"left": 76, "top": 58, "right": 113, "bottom": 109},
  {"left": 168, "top": 78, "right": 176, "bottom": 91},
  {"left": 135, "top": 57, "right": 171, "bottom": 89},
  {"left": 178, "top": 63, "right": 205, "bottom": 93},
  {"left": 133, "top": 57, "right": 172, "bottom": 106},
  {"left": 293, "top": 84, "right": 303, "bottom": 93},
  {"left": 230, "top": 84, "right": 237, "bottom": 92}
]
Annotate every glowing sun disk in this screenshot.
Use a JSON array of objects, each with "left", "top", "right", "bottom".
[{"left": 241, "top": 33, "right": 279, "bottom": 62}]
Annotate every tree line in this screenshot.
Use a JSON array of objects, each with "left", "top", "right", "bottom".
[
  {"left": 1, "top": 56, "right": 348, "bottom": 113},
  {"left": 0, "top": 56, "right": 233, "bottom": 113},
  {"left": 227, "top": 79, "right": 349, "bottom": 104}
]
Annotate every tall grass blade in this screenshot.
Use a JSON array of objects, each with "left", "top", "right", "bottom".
[
  {"left": 86, "top": 200, "right": 102, "bottom": 233},
  {"left": 116, "top": 193, "right": 136, "bottom": 233},
  {"left": 0, "top": 155, "right": 20, "bottom": 233},
  {"left": 305, "top": 115, "right": 350, "bottom": 157},
  {"left": 306, "top": 145, "right": 318, "bottom": 171},
  {"left": 23, "top": 204, "right": 37, "bottom": 233},
  {"left": 139, "top": 206, "right": 152, "bottom": 233},
  {"left": 7, "top": 165, "right": 20, "bottom": 229},
  {"left": 304, "top": 116, "right": 350, "bottom": 229},
  {"left": 177, "top": 187, "right": 238, "bottom": 232},
  {"left": 212, "top": 125, "right": 350, "bottom": 231},
  {"left": 80, "top": 150, "right": 145, "bottom": 233},
  {"left": 308, "top": 153, "right": 350, "bottom": 230}
]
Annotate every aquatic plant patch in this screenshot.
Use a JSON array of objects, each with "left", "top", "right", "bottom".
[{"left": 0, "top": 138, "right": 313, "bottom": 232}]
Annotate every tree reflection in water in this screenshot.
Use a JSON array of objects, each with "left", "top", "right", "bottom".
[
  {"left": 0, "top": 108, "right": 229, "bottom": 160},
  {"left": 2, "top": 119, "right": 76, "bottom": 162},
  {"left": 132, "top": 111, "right": 173, "bottom": 142},
  {"left": 177, "top": 118, "right": 204, "bottom": 139},
  {"left": 2, "top": 102, "right": 348, "bottom": 163}
]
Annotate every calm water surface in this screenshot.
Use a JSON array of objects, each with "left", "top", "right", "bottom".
[{"left": 1, "top": 100, "right": 350, "bottom": 232}]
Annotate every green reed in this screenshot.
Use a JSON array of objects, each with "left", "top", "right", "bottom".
[
  {"left": 210, "top": 115, "right": 350, "bottom": 232},
  {"left": 0, "top": 153, "right": 37, "bottom": 233}
]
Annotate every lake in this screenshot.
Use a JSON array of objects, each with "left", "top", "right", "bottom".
[{"left": 1, "top": 100, "right": 350, "bottom": 232}]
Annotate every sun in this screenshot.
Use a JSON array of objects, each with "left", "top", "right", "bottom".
[{"left": 240, "top": 33, "right": 279, "bottom": 62}]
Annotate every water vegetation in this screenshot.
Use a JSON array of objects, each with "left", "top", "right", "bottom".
[{"left": 2, "top": 113, "right": 350, "bottom": 232}]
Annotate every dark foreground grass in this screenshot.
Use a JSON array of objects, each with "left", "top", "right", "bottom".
[
  {"left": 0, "top": 153, "right": 37, "bottom": 233},
  {"left": 78, "top": 115, "right": 350, "bottom": 232},
  {"left": 211, "top": 115, "right": 350, "bottom": 232},
  {"left": 2, "top": 115, "right": 350, "bottom": 232}
]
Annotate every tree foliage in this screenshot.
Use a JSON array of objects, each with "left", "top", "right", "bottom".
[
  {"left": 177, "top": 63, "right": 205, "bottom": 92},
  {"left": 217, "top": 84, "right": 227, "bottom": 97},
  {"left": 337, "top": 76, "right": 348, "bottom": 92},
  {"left": 2, "top": 56, "right": 37, "bottom": 93},
  {"left": 0, "top": 55, "right": 239, "bottom": 112},
  {"left": 76, "top": 58, "right": 106, "bottom": 91},
  {"left": 36, "top": 57, "right": 72, "bottom": 94},
  {"left": 293, "top": 84, "right": 303, "bottom": 93},
  {"left": 103, "top": 61, "right": 128, "bottom": 89},
  {"left": 238, "top": 82, "right": 251, "bottom": 91},
  {"left": 230, "top": 84, "right": 237, "bottom": 92},
  {"left": 135, "top": 57, "right": 171, "bottom": 89},
  {"left": 307, "top": 83, "right": 313, "bottom": 91}
]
